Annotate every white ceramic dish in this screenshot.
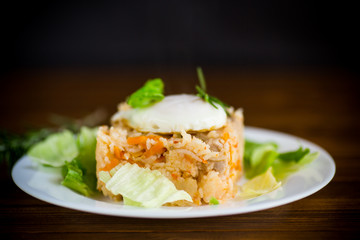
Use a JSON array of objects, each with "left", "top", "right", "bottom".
[{"left": 12, "top": 126, "right": 335, "bottom": 219}]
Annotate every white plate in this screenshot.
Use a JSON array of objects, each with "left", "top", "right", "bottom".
[{"left": 12, "top": 126, "right": 335, "bottom": 219}]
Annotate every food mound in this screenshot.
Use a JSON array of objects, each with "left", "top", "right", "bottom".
[{"left": 95, "top": 74, "right": 244, "bottom": 206}]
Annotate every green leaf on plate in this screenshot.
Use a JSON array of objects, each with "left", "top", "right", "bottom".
[{"left": 27, "top": 130, "right": 78, "bottom": 167}]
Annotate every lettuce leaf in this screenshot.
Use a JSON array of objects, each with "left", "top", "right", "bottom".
[
  {"left": 99, "top": 163, "right": 193, "bottom": 208},
  {"left": 272, "top": 151, "right": 320, "bottom": 180},
  {"left": 27, "top": 130, "right": 78, "bottom": 167},
  {"left": 61, "top": 160, "right": 93, "bottom": 196},
  {"left": 240, "top": 167, "right": 281, "bottom": 199},
  {"left": 244, "top": 139, "right": 319, "bottom": 180},
  {"left": 127, "top": 78, "right": 165, "bottom": 108},
  {"left": 277, "top": 146, "right": 310, "bottom": 163},
  {"left": 61, "top": 127, "right": 98, "bottom": 194},
  {"left": 74, "top": 126, "right": 98, "bottom": 190},
  {"left": 244, "top": 140, "right": 278, "bottom": 179},
  {"left": 27, "top": 127, "right": 98, "bottom": 196}
]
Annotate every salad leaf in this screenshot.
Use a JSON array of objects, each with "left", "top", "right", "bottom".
[
  {"left": 195, "top": 67, "right": 230, "bottom": 115},
  {"left": 278, "top": 146, "right": 310, "bottom": 163},
  {"left": 240, "top": 167, "right": 281, "bottom": 199},
  {"left": 127, "top": 78, "right": 165, "bottom": 108},
  {"left": 272, "top": 151, "right": 319, "bottom": 180},
  {"left": 244, "top": 139, "right": 319, "bottom": 181},
  {"left": 61, "top": 160, "right": 93, "bottom": 196},
  {"left": 244, "top": 140, "right": 278, "bottom": 179},
  {"left": 27, "top": 127, "right": 98, "bottom": 196},
  {"left": 74, "top": 127, "right": 98, "bottom": 190},
  {"left": 27, "top": 130, "right": 78, "bottom": 167},
  {"left": 61, "top": 127, "right": 98, "bottom": 194},
  {"left": 99, "top": 163, "right": 193, "bottom": 208}
]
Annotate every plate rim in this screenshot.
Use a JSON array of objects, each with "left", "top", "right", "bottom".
[{"left": 11, "top": 126, "right": 336, "bottom": 219}]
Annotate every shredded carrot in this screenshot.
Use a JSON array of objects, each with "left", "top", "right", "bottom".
[
  {"left": 127, "top": 136, "right": 148, "bottom": 148},
  {"left": 229, "top": 145, "right": 232, "bottom": 163},
  {"left": 145, "top": 141, "right": 165, "bottom": 157},
  {"left": 127, "top": 135, "right": 166, "bottom": 158},
  {"left": 171, "top": 173, "right": 179, "bottom": 180},
  {"left": 113, "top": 146, "right": 123, "bottom": 159},
  {"left": 222, "top": 132, "right": 230, "bottom": 141},
  {"left": 99, "top": 146, "right": 125, "bottom": 172},
  {"left": 236, "top": 157, "right": 242, "bottom": 171},
  {"left": 100, "top": 155, "right": 121, "bottom": 172}
]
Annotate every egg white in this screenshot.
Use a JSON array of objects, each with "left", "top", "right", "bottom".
[{"left": 112, "top": 94, "right": 227, "bottom": 133}]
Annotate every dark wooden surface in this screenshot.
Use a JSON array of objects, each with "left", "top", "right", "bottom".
[{"left": 1, "top": 67, "right": 359, "bottom": 239}]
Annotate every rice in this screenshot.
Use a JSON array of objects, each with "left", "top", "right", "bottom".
[{"left": 96, "top": 107, "right": 244, "bottom": 206}]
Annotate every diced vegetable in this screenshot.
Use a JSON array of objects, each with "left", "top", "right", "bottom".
[
  {"left": 127, "top": 78, "right": 165, "bottom": 108},
  {"left": 27, "top": 130, "right": 78, "bottom": 167},
  {"left": 99, "top": 163, "right": 193, "bottom": 208},
  {"left": 209, "top": 197, "right": 219, "bottom": 205}
]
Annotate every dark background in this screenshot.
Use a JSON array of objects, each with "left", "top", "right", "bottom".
[{"left": 2, "top": 0, "right": 358, "bottom": 74}]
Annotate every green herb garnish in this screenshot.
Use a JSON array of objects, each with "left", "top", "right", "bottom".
[
  {"left": 127, "top": 78, "right": 165, "bottom": 108},
  {"left": 0, "top": 129, "right": 54, "bottom": 171},
  {"left": 1, "top": 110, "right": 106, "bottom": 173},
  {"left": 196, "top": 67, "right": 230, "bottom": 115},
  {"left": 209, "top": 196, "right": 219, "bottom": 205}
]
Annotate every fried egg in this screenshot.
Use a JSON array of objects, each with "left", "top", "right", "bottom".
[{"left": 112, "top": 94, "right": 227, "bottom": 133}]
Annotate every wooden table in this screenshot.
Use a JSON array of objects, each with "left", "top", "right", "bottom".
[{"left": 1, "top": 67, "right": 359, "bottom": 239}]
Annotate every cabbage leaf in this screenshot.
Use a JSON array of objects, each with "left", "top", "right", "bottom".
[
  {"left": 27, "top": 130, "right": 78, "bottom": 167},
  {"left": 99, "top": 163, "right": 193, "bottom": 208},
  {"left": 244, "top": 139, "right": 319, "bottom": 180}
]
